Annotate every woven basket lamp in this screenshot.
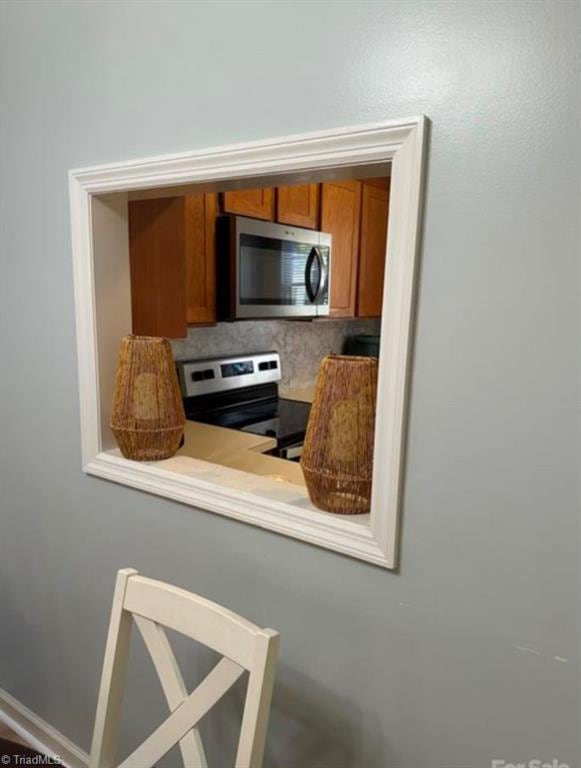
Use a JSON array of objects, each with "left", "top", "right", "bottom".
[
  {"left": 301, "top": 355, "right": 378, "bottom": 515},
  {"left": 110, "top": 335, "right": 185, "bottom": 461}
]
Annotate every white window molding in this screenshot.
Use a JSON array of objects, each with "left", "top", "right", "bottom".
[{"left": 69, "top": 117, "right": 428, "bottom": 569}]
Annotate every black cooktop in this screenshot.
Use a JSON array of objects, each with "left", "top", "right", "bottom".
[{"left": 184, "top": 383, "right": 311, "bottom": 448}]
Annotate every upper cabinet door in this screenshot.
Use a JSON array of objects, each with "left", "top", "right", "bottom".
[
  {"left": 222, "top": 189, "right": 274, "bottom": 220},
  {"left": 128, "top": 193, "right": 218, "bottom": 338},
  {"left": 185, "top": 194, "right": 217, "bottom": 325},
  {"left": 321, "top": 180, "right": 362, "bottom": 318},
  {"left": 357, "top": 178, "right": 390, "bottom": 318},
  {"left": 276, "top": 184, "right": 320, "bottom": 229},
  {"left": 128, "top": 197, "right": 187, "bottom": 339}
]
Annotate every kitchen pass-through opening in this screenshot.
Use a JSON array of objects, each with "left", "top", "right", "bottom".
[
  {"left": 120, "top": 164, "right": 390, "bottom": 508},
  {"left": 124, "top": 167, "right": 391, "bottom": 501},
  {"left": 75, "top": 119, "right": 427, "bottom": 568}
]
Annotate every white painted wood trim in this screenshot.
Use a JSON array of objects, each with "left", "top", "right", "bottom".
[
  {"left": 370, "top": 116, "right": 427, "bottom": 568},
  {"left": 0, "top": 689, "right": 89, "bottom": 768},
  {"left": 70, "top": 117, "right": 428, "bottom": 569},
  {"left": 86, "top": 451, "right": 389, "bottom": 566}
]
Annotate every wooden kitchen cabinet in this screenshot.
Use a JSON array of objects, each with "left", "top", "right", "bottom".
[
  {"left": 276, "top": 183, "right": 320, "bottom": 229},
  {"left": 357, "top": 178, "right": 390, "bottom": 318},
  {"left": 128, "top": 193, "right": 217, "bottom": 338},
  {"left": 185, "top": 193, "right": 217, "bottom": 325},
  {"left": 320, "top": 180, "right": 362, "bottom": 318},
  {"left": 128, "top": 197, "right": 187, "bottom": 338},
  {"left": 221, "top": 188, "right": 274, "bottom": 220}
]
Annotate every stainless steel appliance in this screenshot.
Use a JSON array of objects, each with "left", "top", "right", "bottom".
[
  {"left": 217, "top": 215, "right": 331, "bottom": 320},
  {"left": 177, "top": 351, "right": 311, "bottom": 461}
]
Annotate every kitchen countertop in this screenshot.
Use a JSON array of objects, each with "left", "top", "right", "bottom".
[
  {"left": 279, "top": 385, "right": 315, "bottom": 404},
  {"left": 177, "top": 420, "right": 306, "bottom": 486},
  {"left": 109, "top": 381, "right": 370, "bottom": 524},
  {"left": 177, "top": 382, "right": 316, "bottom": 487},
  {"left": 178, "top": 421, "right": 276, "bottom": 462}
]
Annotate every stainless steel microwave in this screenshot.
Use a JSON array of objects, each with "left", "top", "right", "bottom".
[{"left": 217, "top": 215, "right": 331, "bottom": 320}]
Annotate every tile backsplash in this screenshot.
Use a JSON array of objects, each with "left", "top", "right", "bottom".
[{"left": 172, "top": 318, "right": 380, "bottom": 391}]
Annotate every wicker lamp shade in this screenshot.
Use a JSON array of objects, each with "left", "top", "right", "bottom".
[
  {"left": 110, "top": 335, "right": 185, "bottom": 461},
  {"left": 301, "top": 355, "right": 378, "bottom": 515}
]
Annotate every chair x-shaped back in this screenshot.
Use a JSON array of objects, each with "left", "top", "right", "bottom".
[{"left": 89, "top": 569, "right": 279, "bottom": 768}]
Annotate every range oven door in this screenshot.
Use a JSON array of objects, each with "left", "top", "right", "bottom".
[
  {"left": 266, "top": 442, "right": 304, "bottom": 462},
  {"left": 278, "top": 443, "right": 303, "bottom": 462},
  {"left": 219, "top": 216, "right": 331, "bottom": 319}
]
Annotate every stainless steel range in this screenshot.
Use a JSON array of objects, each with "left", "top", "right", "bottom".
[{"left": 176, "top": 352, "right": 311, "bottom": 461}]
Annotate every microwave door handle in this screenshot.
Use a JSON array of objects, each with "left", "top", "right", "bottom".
[
  {"left": 305, "top": 247, "right": 322, "bottom": 303},
  {"left": 316, "top": 248, "right": 327, "bottom": 300}
]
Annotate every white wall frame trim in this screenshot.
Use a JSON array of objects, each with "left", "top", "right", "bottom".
[{"left": 69, "top": 117, "right": 427, "bottom": 569}]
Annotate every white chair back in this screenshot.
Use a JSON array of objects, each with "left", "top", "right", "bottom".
[{"left": 89, "top": 569, "right": 279, "bottom": 768}]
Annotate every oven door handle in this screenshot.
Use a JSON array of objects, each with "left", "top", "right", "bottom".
[{"left": 305, "top": 247, "right": 323, "bottom": 303}]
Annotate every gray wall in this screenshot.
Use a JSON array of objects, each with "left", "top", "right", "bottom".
[
  {"left": 172, "top": 319, "right": 381, "bottom": 391},
  {"left": 0, "top": 2, "right": 579, "bottom": 767}
]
